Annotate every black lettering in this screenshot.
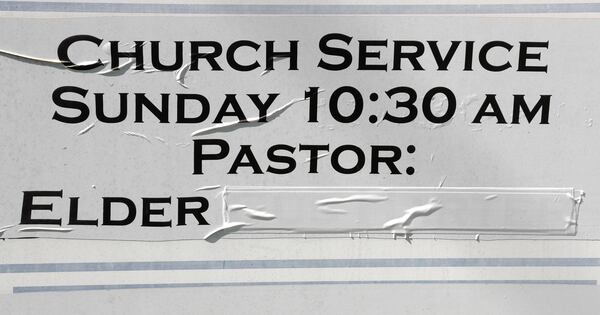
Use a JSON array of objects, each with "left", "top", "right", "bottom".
[
  {"left": 177, "top": 197, "right": 210, "bottom": 225},
  {"left": 318, "top": 33, "right": 353, "bottom": 71},
  {"left": 57, "top": 35, "right": 103, "bottom": 70},
  {"left": 52, "top": 86, "right": 90, "bottom": 124},
  {"left": 102, "top": 197, "right": 136, "bottom": 226},
  {"left": 193, "top": 139, "right": 230, "bottom": 175},
  {"left": 141, "top": 197, "right": 172, "bottom": 227},
  {"left": 472, "top": 94, "right": 507, "bottom": 124},
  {"left": 21, "top": 190, "right": 63, "bottom": 225}
]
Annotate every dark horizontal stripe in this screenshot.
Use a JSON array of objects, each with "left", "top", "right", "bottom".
[
  {"left": 13, "top": 279, "right": 597, "bottom": 293},
  {"left": 2, "top": 258, "right": 600, "bottom": 273},
  {"left": 1, "top": 2, "right": 600, "bottom": 14}
]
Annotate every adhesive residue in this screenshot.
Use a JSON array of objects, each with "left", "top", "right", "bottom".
[
  {"left": 564, "top": 216, "right": 577, "bottom": 227},
  {"left": 404, "top": 233, "right": 413, "bottom": 243},
  {"left": 259, "top": 56, "right": 288, "bottom": 76},
  {"left": 228, "top": 204, "right": 247, "bottom": 212},
  {"left": 175, "top": 63, "right": 191, "bottom": 88},
  {"left": 0, "top": 224, "right": 17, "bottom": 230},
  {"left": 130, "top": 42, "right": 148, "bottom": 49},
  {"left": 0, "top": 224, "right": 17, "bottom": 237},
  {"left": 566, "top": 191, "right": 585, "bottom": 204},
  {"left": 100, "top": 42, "right": 111, "bottom": 55},
  {"left": 194, "top": 185, "right": 221, "bottom": 191},
  {"left": 18, "top": 227, "right": 73, "bottom": 233},
  {"left": 242, "top": 208, "right": 277, "bottom": 220},
  {"left": 0, "top": 48, "right": 104, "bottom": 70},
  {"left": 417, "top": 121, "right": 447, "bottom": 130},
  {"left": 98, "top": 59, "right": 134, "bottom": 76},
  {"left": 203, "top": 222, "right": 250, "bottom": 243},
  {"left": 417, "top": 95, "right": 456, "bottom": 130},
  {"left": 77, "top": 122, "right": 96, "bottom": 136},
  {"left": 191, "top": 90, "right": 324, "bottom": 137},
  {"left": 131, "top": 63, "right": 157, "bottom": 75},
  {"left": 376, "top": 115, "right": 385, "bottom": 127},
  {"left": 304, "top": 152, "right": 329, "bottom": 163},
  {"left": 317, "top": 206, "right": 349, "bottom": 214},
  {"left": 459, "top": 94, "right": 478, "bottom": 121},
  {"left": 123, "top": 131, "right": 151, "bottom": 143},
  {"left": 438, "top": 176, "right": 447, "bottom": 188},
  {"left": 382, "top": 202, "right": 443, "bottom": 229},
  {"left": 202, "top": 186, "right": 252, "bottom": 242},
  {"left": 315, "top": 194, "right": 388, "bottom": 206},
  {"left": 431, "top": 95, "right": 448, "bottom": 116},
  {"left": 154, "top": 136, "right": 167, "bottom": 144}
]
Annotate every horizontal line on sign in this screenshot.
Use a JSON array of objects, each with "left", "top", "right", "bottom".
[
  {"left": 226, "top": 186, "right": 575, "bottom": 193},
  {"left": 13, "top": 279, "right": 597, "bottom": 293},
  {"left": 1, "top": 2, "right": 600, "bottom": 14},
  {"left": 3, "top": 258, "right": 600, "bottom": 273}
]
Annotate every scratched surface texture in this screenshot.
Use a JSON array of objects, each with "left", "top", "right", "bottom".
[{"left": 1, "top": 1, "right": 600, "bottom": 314}]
